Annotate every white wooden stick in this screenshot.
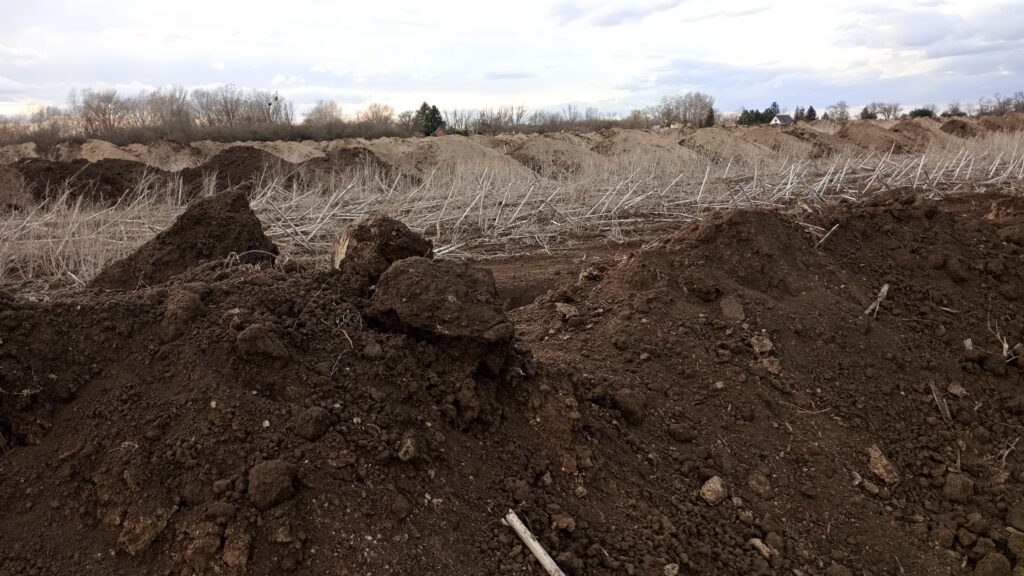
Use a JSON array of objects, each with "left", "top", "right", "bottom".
[{"left": 504, "top": 509, "right": 567, "bottom": 576}]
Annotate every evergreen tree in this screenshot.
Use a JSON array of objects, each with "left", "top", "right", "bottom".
[
  {"left": 860, "top": 106, "right": 877, "bottom": 120},
  {"left": 413, "top": 102, "right": 445, "bottom": 136},
  {"left": 426, "top": 105, "right": 444, "bottom": 135},
  {"left": 767, "top": 101, "right": 781, "bottom": 119},
  {"left": 793, "top": 106, "right": 806, "bottom": 121},
  {"left": 413, "top": 102, "right": 431, "bottom": 135},
  {"left": 805, "top": 106, "right": 818, "bottom": 121},
  {"left": 702, "top": 106, "right": 716, "bottom": 127}
]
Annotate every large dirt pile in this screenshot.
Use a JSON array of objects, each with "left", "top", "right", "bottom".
[
  {"left": 298, "top": 146, "right": 396, "bottom": 178},
  {"left": 366, "top": 135, "right": 533, "bottom": 179},
  {"left": 680, "top": 127, "right": 773, "bottom": 165},
  {"left": 52, "top": 139, "right": 142, "bottom": 163},
  {"left": 786, "top": 124, "right": 861, "bottom": 157},
  {"left": 890, "top": 118, "right": 958, "bottom": 150},
  {"left": 740, "top": 126, "right": 813, "bottom": 157},
  {"left": 246, "top": 141, "right": 326, "bottom": 164},
  {"left": 0, "top": 198, "right": 529, "bottom": 576},
  {"left": 90, "top": 190, "right": 278, "bottom": 290},
  {"left": 837, "top": 122, "right": 917, "bottom": 153},
  {"left": 0, "top": 165, "right": 31, "bottom": 211},
  {"left": 979, "top": 114, "right": 1024, "bottom": 133},
  {"left": 509, "top": 188, "right": 1024, "bottom": 576},
  {"left": 942, "top": 118, "right": 982, "bottom": 139},
  {"left": 504, "top": 133, "right": 602, "bottom": 176},
  {"left": 126, "top": 140, "right": 204, "bottom": 171},
  {"left": 14, "top": 158, "right": 165, "bottom": 203},
  {"left": 0, "top": 142, "right": 39, "bottom": 165},
  {"left": 180, "top": 147, "right": 292, "bottom": 189},
  {"left": 4, "top": 186, "right": 1024, "bottom": 575},
  {"left": 593, "top": 128, "right": 704, "bottom": 167}
]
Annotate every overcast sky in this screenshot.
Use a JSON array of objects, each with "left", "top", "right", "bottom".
[{"left": 1, "top": 0, "right": 1021, "bottom": 118}]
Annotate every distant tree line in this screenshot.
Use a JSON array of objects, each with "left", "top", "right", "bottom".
[{"left": 1, "top": 85, "right": 1023, "bottom": 148}]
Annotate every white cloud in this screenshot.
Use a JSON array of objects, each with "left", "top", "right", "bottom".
[{"left": 0, "top": 0, "right": 1020, "bottom": 116}]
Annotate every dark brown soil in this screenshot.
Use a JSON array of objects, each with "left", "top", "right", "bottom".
[
  {"left": 300, "top": 146, "right": 393, "bottom": 176},
  {"left": 3, "top": 187, "right": 1024, "bottom": 576},
  {"left": 90, "top": 190, "right": 278, "bottom": 290},
  {"left": 15, "top": 158, "right": 168, "bottom": 203},
  {"left": 942, "top": 119, "right": 981, "bottom": 138},
  {"left": 181, "top": 147, "right": 292, "bottom": 189}
]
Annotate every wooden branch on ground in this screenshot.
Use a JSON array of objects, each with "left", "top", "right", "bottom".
[{"left": 504, "top": 509, "right": 567, "bottom": 576}]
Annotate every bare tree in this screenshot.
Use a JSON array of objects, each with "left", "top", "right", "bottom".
[
  {"left": 443, "top": 109, "right": 477, "bottom": 132},
  {"left": 651, "top": 92, "right": 715, "bottom": 127},
  {"left": 357, "top": 102, "right": 394, "bottom": 126},
  {"left": 68, "top": 88, "right": 134, "bottom": 137},
  {"left": 304, "top": 100, "right": 343, "bottom": 125},
  {"left": 827, "top": 100, "right": 851, "bottom": 121},
  {"left": 621, "top": 108, "right": 653, "bottom": 129},
  {"left": 145, "top": 86, "right": 193, "bottom": 135},
  {"left": 511, "top": 105, "right": 528, "bottom": 127},
  {"left": 874, "top": 102, "right": 901, "bottom": 120}
]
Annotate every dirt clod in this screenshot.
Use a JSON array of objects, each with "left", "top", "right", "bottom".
[
  {"left": 368, "top": 257, "right": 514, "bottom": 374},
  {"left": 236, "top": 324, "right": 290, "bottom": 368},
  {"left": 331, "top": 215, "right": 433, "bottom": 279},
  {"left": 973, "top": 553, "right": 1012, "bottom": 576},
  {"left": 612, "top": 388, "right": 646, "bottom": 425},
  {"left": 700, "top": 476, "right": 728, "bottom": 505},
  {"left": 247, "top": 460, "right": 296, "bottom": 510},
  {"left": 750, "top": 334, "right": 774, "bottom": 355},
  {"left": 294, "top": 407, "right": 331, "bottom": 441},
  {"left": 867, "top": 445, "right": 899, "bottom": 484},
  {"left": 943, "top": 473, "right": 976, "bottom": 503},
  {"left": 118, "top": 504, "right": 177, "bottom": 556}
]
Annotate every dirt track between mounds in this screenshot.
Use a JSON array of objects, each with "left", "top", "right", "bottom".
[{"left": 3, "top": 188, "right": 1024, "bottom": 575}]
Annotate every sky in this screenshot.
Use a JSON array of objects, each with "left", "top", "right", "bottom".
[{"left": 0, "top": 0, "right": 1021, "bottom": 118}]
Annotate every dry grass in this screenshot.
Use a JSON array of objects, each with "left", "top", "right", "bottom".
[{"left": 2, "top": 130, "right": 1023, "bottom": 296}]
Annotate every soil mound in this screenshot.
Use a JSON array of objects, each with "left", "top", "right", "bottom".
[
  {"left": 740, "top": 126, "right": 813, "bottom": 157},
  {"left": 0, "top": 142, "right": 39, "bottom": 165},
  {"left": 593, "top": 128, "right": 704, "bottom": 168},
  {"left": 367, "top": 135, "right": 533, "bottom": 179},
  {"left": 786, "top": 124, "right": 860, "bottom": 157},
  {"left": 890, "top": 118, "right": 957, "bottom": 150},
  {"left": 807, "top": 118, "right": 844, "bottom": 134},
  {"left": 942, "top": 118, "right": 982, "bottom": 138},
  {"left": 680, "top": 127, "right": 772, "bottom": 165},
  {"left": 181, "top": 146, "right": 291, "bottom": 189},
  {"left": 0, "top": 207, "right": 528, "bottom": 576},
  {"left": 508, "top": 188, "right": 1024, "bottom": 575},
  {"left": 51, "top": 139, "right": 141, "bottom": 163},
  {"left": 836, "top": 122, "right": 916, "bottom": 153},
  {"left": 247, "top": 141, "right": 326, "bottom": 164},
  {"left": 300, "top": 146, "right": 394, "bottom": 177},
  {"left": 15, "top": 158, "right": 165, "bottom": 203},
  {"left": 978, "top": 114, "right": 1024, "bottom": 133},
  {"left": 126, "top": 140, "right": 203, "bottom": 172},
  {"left": 0, "top": 165, "right": 31, "bottom": 211},
  {"left": 90, "top": 190, "right": 278, "bottom": 290},
  {"left": 506, "top": 133, "right": 601, "bottom": 176}
]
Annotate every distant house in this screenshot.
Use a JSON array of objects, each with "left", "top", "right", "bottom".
[
  {"left": 431, "top": 127, "right": 447, "bottom": 137},
  {"left": 770, "top": 114, "right": 794, "bottom": 126}
]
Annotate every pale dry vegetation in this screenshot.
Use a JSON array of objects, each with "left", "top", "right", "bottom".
[{"left": 2, "top": 127, "right": 1023, "bottom": 296}]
